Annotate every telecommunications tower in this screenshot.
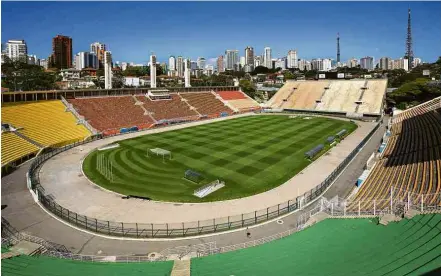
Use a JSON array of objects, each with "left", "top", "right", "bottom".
[
  {"left": 337, "top": 33, "right": 340, "bottom": 64},
  {"left": 405, "top": 8, "right": 414, "bottom": 70}
]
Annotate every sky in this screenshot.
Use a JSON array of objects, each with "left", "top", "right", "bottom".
[{"left": 2, "top": 1, "right": 441, "bottom": 65}]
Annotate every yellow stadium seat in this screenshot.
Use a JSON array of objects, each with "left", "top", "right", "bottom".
[
  {"left": 1, "top": 132, "right": 39, "bottom": 166},
  {"left": 2, "top": 101, "right": 91, "bottom": 148}
]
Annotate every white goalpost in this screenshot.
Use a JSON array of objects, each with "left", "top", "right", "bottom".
[
  {"left": 96, "top": 154, "right": 114, "bottom": 182},
  {"left": 147, "top": 148, "right": 172, "bottom": 163}
]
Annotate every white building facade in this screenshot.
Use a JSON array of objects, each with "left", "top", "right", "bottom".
[
  {"left": 264, "top": 47, "right": 272, "bottom": 68},
  {"left": 287, "top": 50, "right": 298, "bottom": 69},
  {"left": 6, "top": 40, "right": 27, "bottom": 62}
]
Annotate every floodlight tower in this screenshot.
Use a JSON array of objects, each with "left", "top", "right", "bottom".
[{"left": 150, "top": 53, "right": 157, "bottom": 88}]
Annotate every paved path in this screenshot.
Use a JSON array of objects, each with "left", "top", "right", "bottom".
[
  {"left": 1, "top": 117, "right": 386, "bottom": 256},
  {"left": 38, "top": 116, "right": 376, "bottom": 224}
]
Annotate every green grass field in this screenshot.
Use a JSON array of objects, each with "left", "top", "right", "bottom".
[{"left": 82, "top": 115, "right": 357, "bottom": 202}]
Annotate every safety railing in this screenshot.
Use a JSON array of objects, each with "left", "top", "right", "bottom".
[{"left": 27, "top": 117, "right": 381, "bottom": 239}]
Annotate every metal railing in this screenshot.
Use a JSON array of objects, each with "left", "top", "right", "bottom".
[
  {"left": 27, "top": 118, "right": 381, "bottom": 239},
  {"left": 60, "top": 95, "right": 98, "bottom": 134}
]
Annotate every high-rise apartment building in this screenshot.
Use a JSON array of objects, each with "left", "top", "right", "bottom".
[
  {"left": 217, "top": 55, "right": 224, "bottom": 73},
  {"left": 225, "top": 50, "right": 239, "bottom": 71},
  {"left": 275, "top": 58, "right": 286, "bottom": 70},
  {"left": 287, "top": 50, "right": 298, "bottom": 69},
  {"left": 168, "top": 56, "right": 176, "bottom": 76},
  {"left": 39, "top": 58, "right": 48, "bottom": 69},
  {"left": 75, "top": 52, "right": 98, "bottom": 70},
  {"left": 264, "top": 47, "right": 272, "bottom": 68},
  {"left": 176, "top": 56, "right": 184, "bottom": 77},
  {"left": 197, "top": 57, "right": 206, "bottom": 70},
  {"left": 27, "top": 54, "right": 37, "bottom": 65},
  {"left": 347, "top": 58, "right": 359, "bottom": 68},
  {"left": 360, "top": 56, "right": 374, "bottom": 71},
  {"left": 245, "top": 46, "right": 254, "bottom": 69},
  {"left": 413, "top": 57, "right": 422, "bottom": 67},
  {"left": 104, "top": 51, "right": 112, "bottom": 89},
  {"left": 311, "top": 58, "right": 332, "bottom": 71},
  {"left": 169, "top": 56, "right": 176, "bottom": 71},
  {"left": 379, "top": 57, "right": 391, "bottom": 70},
  {"left": 6, "top": 40, "right": 28, "bottom": 62},
  {"left": 51, "top": 35, "right": 72, "bottom": 69},
  {"left": 254, "top": 56, "right": 262, "bottom": 68},
  {"left": 298, "top": 59, "right": 311, "bottom": 71},
  {"left": 90, "top": 42, "right": 106, "bottom": 68},
  {"left": 240, "top": 56, "right": 246, "bottom": 68}
]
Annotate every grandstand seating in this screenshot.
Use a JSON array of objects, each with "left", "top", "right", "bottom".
[
  {"left": 2, "top": 101, "right": 91, "bottom": 147},
  {"left": 138, "top": 94, "right": 199, "bottom": 121},
  {"left": 269, "top": 80, "right": 387, "bottom": 114},
  {"left": 68, "top": 96, "right": 154, "bottom": 132},
  {"left": 180, "top": 92, "right": 233, "bottom": 116},
  {"left": 1, "top": 132, "right": 39, "bottom": 166},
  {"left": 267, "top": 81, "right": 297, "bottom": 108},
  {"left": 215, "top": 91, "right": 260, "bottom": 112},
  {"left": 192, "top": 214, "right": 441, "bottom": 275},
  {"left": 216, "top": 91, "right": 247, "bottom": 101},
  {"left": 351, "top": 98, "right": 441, "bottom": 210},
  {"left": 1, "top": 254, "right": 173, "bottom": 276},
  {"left": 357, "top": 80, "right": 388, "bottom": 114},
  {"left": 279, "top": 81, "right": 329, "bottom": 110},
  {"left": 316, "top": 80, "right": 364, "bottom": 112}
]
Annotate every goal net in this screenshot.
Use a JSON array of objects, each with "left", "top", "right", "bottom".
[{"left": 148, "top": 148, "right": 172, "bottom": 162}]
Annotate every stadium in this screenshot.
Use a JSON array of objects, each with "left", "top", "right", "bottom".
[{"left": 2, "top": 75, "right": 441, "bottom": 276}]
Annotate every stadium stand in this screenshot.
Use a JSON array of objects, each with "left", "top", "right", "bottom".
[
  {"left": 68, "top": 96, "right": 154, "bottom": 133},
  {"left": 267, "top": 81, "right": 297, "bottom": 108},
  {"left": 0, "top": 254, "right": 173, "bottom": 276},
  {"left": 356, "top": 79, "right": 388, "bottom": 114},
  {"left": 179, "top": 92, "right": 233, "bottom": 116},
  {"left": 316, "top": 80, "right": 364, "bottom": 112},
  {"left": 351, "top": 97, "right": 441, "bottom": 210},
  {"left": 137, "top": 94, "right": 199, "bottom": 121},
  {"left": 269, "top": 80, "right": 387, "bottom": 115},
  {"left": 216, "top": 91, "right": 247, "bottom": 101},
  {"left": 1, "top": 132, "right": 39, "bottom": 166},
  {"left": 2, "top": 101, "right": 91, "bottom": 147},
  {"left": 192, "top": 214, "right": 441, "bottom": 276},
  {"left": 216, "top": 91, "right": 260, "bottom": 112},
  {"left": 281, "top": 81, "right": 329, "bottom": 110}
]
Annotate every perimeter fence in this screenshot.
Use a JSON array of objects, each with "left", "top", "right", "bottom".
[{"left": 27, "top": 118, "right": 381, "bottom": 238}]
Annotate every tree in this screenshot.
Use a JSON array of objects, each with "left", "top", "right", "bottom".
[
  {"left": 283, "top": 71, "right": 295, "bottom": 80},
  {"left": 1, "top": 60, "right": 58, "bottom": 91},
  {"left": 239, "top": 79, "right": 256, "bottom": 98},
  {"left": 387, "top": 78, "right": 441, "bottom": 108}
]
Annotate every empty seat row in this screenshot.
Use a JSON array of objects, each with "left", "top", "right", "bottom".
[
  {"left": 68, "top": 96, "right": 153, "bottom": 132},
  {"left": 1, "top": 132, "right": 39, "bottom": 166},
  {"left": 180, "top": 92, "right": 233, "bottom": 116},
  {"left": 2, "top": 101, "right": 90, "bottom": 147},
  {"left": 351, "top": 101, "right": 441, "bottom": 210}
]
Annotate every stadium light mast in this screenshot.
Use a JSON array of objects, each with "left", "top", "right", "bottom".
[
  {"left": 150, "top": 53, "right": 157, "bottom": 88},
  {"left": 405, "top": 8, "right": 414, "bottom": 70}
]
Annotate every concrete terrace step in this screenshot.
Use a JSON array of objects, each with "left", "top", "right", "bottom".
[
  {"left": 1, "top": 251, "right": 21, "bottom": 259},
  {"left": 171, "top": 259, "right": 191, "bottom": 276}
]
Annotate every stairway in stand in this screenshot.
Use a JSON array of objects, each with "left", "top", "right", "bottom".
[{"left": 171, "top": 259, "right": 191, "bottom": 276}]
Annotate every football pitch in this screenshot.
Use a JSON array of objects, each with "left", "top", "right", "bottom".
[{"left": 83, "top": 115, "right": 357, "bottom": 202}]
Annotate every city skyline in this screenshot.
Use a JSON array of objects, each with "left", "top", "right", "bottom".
[{"left": 2, "top": 2, "right": 441, "bottom": 65}]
